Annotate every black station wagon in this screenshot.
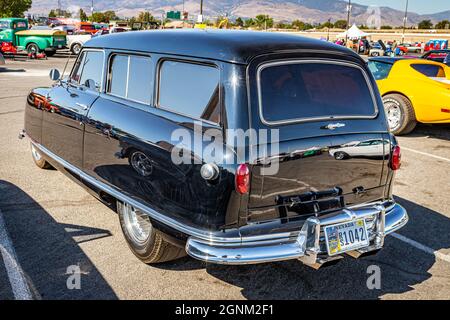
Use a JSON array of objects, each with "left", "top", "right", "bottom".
[{"left": 22, "top": 30, "right": 408, "bottom": 268}]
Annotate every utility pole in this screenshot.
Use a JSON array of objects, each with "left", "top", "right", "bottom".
[
  {"left": 57, "top": 0, "right": 61, "bottom": 17},
  {"left": 91, "top": 0, "right": 94, "bottom": 16},
  {"left": 345, "top": 0, "right": 352, "bottom": 43},
  {"left": 197, "top": 0, "right": 204, "bottom": 23},
  {"left": 402, "top": 0, "right": 409, "bottom": 43},
  {"left": 327, "top": 18, "right": 331, "bottom": 41}
]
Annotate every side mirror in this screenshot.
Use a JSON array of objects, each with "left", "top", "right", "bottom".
[
  {"left": 49, "top": 69, "right": 60, "bottom": 81},
  {"left": 84, "top": 79, "right": 96, "bottom": 90}
]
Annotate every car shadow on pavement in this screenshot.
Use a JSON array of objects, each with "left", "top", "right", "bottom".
[
  {"left": 0, "top": 67, "right": 26, "bottom": 73},
  {"left": 403, "top": 123, "right": 450, "bottom": 141},
  {"left": 160, "top": 196, "right": 450, "bottom": 299},
  {"left": 0, "top": 180, "right": 117, "bottom": 300}
]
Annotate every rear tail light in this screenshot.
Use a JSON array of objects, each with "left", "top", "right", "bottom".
[
  {"left": 390, "top": 145, "right": 401, "bottom": 170},
  {"left": 235, "top": 164, "right": 250, "bottom": 194}
]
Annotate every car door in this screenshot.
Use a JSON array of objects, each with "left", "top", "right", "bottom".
[{"left": 42, "top": 49, "right": 104, "bottom": 168}]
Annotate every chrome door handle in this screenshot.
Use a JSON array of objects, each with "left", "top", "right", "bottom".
[
  {"left": 321, "top": 123, "right": 346, "bottom": 130},
  {"left": 76, "top": 103, "right": 89, "bottom": 111}
]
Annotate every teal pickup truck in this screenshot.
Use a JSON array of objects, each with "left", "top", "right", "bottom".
[{"left": 0, "top": 18, "right": 66, "bottom": 56}]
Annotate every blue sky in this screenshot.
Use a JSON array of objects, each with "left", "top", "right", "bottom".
[{"left": 353, "top": 0, "right": 450, "bottom": 14}]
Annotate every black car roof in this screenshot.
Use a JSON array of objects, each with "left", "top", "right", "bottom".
[{"left": 84, "top": 29, "right": 359, "bottom": 64}]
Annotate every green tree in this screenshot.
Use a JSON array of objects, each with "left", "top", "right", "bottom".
[
  {"left": 136, "top": 11, "right": 156, "bottom": 23},
  {"left": 435, "top": 20, "right": 450, "bottom": 29},
  {"left": 48, "top": 9, "right": 57, "bottom": 18},
  {"left": 291, "top": 20, "right": 313, "bottom": 31},
  {"left": 235, "top": 17, "right": 244, "bottom": 27},
  {"left": 90, "top": 12, "right": 106, "bottom": 23},
  {"left": 320, "top": 21, "right": 333, "bottom": 29},
  {"left": 418, "top": 19, "right": 433, "bottom": 29},
  {"left": 104, "top": 10, "right": 118, "bottom": 21},
  {"left": 79, "top": 8, "right": 88, "bottom": 21},
  {"left": 333, "top": 19, "right": 348, "bottom": 29},
  {"left": 380, "top": 25, "right": 393, "bottom": 29},
  {"left": 0, "top": 0, "right": 32, "bottom": 17},
  {"left": 244, "top": 18, "right": 255, "bottom": 28},
  {"left": 254, "top": 14, "right": 273, "bottom": 29}
]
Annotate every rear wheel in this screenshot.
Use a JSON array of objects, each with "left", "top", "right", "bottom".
[
  {"left": 383, "top": 94, "right": 417, "bottom": 135},
  {"left": 31, "top": 143, "right": 52, "bottom": 169},
  {"left": 118, "top": 202, "right": 186, "bottom": 264},
  {"left": 26, "top": 43, "right": 40, "bottom": 54}
]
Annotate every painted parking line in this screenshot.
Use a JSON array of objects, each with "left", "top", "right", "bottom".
[
  {"left": 392, "top": 232, "right": 450, "bottom": 263},
  {"left": 0, "top": 209, "right": 33, "bottom": 300},
  {"left": 402, "top": 146, "right": 450, "bottom": 164}
]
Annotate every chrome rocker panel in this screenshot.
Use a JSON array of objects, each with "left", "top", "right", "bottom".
[{"left": 30, "top": 140, "right": 408, "bottom": 267}]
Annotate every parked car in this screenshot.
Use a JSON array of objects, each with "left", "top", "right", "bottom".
[
  {"left": 368, "top": 57, "right": 450, "bottom": 135},
  {"left": 67, "top": 33, "right": 91, "bottom": 55},
  {"left": 398, "top": 43, "right": 422, "bottom": 54},
  {"left": 0, "top": 18, "right": 66, "bottom": 56},
  {"left": 53, "top": 24, "right": 76, "bottom": 35},
  {"left": 421, "top": 49, "right": 450, "bottom": 65},
  {"left": 369, "top": 40, "right": 394, "bottom": 57},
  {"left": 22, "top": 30, "right": 408, "bottom": 268}
]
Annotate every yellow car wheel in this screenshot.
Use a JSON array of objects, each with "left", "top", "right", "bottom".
[{"left": 383, "top": 94, "right": 417, "bottom": 135}]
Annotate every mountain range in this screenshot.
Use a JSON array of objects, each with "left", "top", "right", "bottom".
[{"left": 28, "top": 0, "right": 450, "bottom": 26}]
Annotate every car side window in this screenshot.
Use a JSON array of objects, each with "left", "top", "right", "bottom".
[
  {"left": 158, "top": 60, "right": 220, "bottom": 123},
  {"left": 108, "top": 54, "right": 153, "bottom": 104},
  {"left": 411, "top": 64, "right": 445, "bottom": 78},
  {"left": 78, "top": 51, "right": 104, "bottom": 91}
]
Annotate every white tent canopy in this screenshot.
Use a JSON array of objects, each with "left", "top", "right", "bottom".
[{"left": 337, "top": 24, "right": 369, "bottom": 39}]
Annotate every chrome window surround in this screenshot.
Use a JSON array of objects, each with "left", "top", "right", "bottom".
[
  {"left": 256, "top": 59, "right": 379, "bottom": 126},
  {"left": 155, "top": 58, "right": 221, "bottom": 126},
  {"left": 105, "top": 52, "right": 153, "bottom": 105},
  {"left": 68, "top": 49, "right": 105, "bottom": 92}
]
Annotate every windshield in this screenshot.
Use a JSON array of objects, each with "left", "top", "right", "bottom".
[
  {"left": 0, "top": 21, "right": 10, "bottom": 29},
  {"left": 368, "top": 60, "right": 393, "bottom": 80},
  {"left": 258, "top": 61, "right": 376, "bottom": 124}
]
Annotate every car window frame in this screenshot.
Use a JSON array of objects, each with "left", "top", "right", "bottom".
[
  {"left": 68, "top": 49, "right": 105, "bottom": 93},
  {"left": 106, "top": 52, "right": 154, "bottom": 105},
  {"left": 155, "top": 58, "right": 222, "bottom": 126},
  {"left": 256, "top": 59, "right": 379, "bottom": 126}
]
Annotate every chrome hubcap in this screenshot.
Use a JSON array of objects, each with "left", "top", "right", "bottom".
[
  {"left": 130, "top": 151, "right": 153, "bottom": 176},
  {"left": 123, "top": 204, "right": 152, "bottom": 244},
  {"left": 31, "top": 145, "right": 41, "bottom": 161},
  {"left": 384, "top": 99, "right": 402, "bottom": 131}
]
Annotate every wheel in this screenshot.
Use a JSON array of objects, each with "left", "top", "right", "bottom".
[
  {"left": 45, "top": 50, "right": 56, "bottom": 57},
  {"left": 31, "top": 143, "right": 53, "bottom": 169},
  {"left": 370, "top": 52, "right": 379, "bottom": 57},
  {"left": 117, "top": 202, "right": 186, "bottom": 264},
  {"left": 334, "top": 151, "right": 348, "bottom": 160},
  {"left": 383, "top": 94, "right": 417, "bottom": 135},
  {"left": 26, "top": 43, "right": 40, "bottom": 54},
  {"left": 129, "top": 150, "right": 153, "bottom": 177},
  {"left": 71, "top": 43, "right": 82, "bottom": 55}
]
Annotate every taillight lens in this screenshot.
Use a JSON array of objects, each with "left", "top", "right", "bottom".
[
  {"left": 390, "top": 145, "right": 401, "bottom": 170},
  {"left": 235, "top": 164, "right": 250, "bottom": 194}
]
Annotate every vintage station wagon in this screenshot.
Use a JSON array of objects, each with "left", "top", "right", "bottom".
[{"left": 22, "top": 30, "right": 408, "bottom": 268}]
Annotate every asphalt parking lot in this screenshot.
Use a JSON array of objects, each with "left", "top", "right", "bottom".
[{"left": 0, "top": 53, "right": 449, "bottom": 300}]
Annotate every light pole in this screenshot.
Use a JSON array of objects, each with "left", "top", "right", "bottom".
[
  {"left": 345, "top": 0, "right": 352, "bottom": 43},
  {"left": 198, "top": 0, "right": 203, "bottom": 23},
  {"left": 402, "top": 0, "right": 409, "bottom": 43},
  {"left": 327, "top": 18, "right": 331, "bottom": 41},
  {"left": 91, "top": 0, "right": 94, "bottom": 16}
]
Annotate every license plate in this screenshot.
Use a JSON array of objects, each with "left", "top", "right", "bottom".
[{"left": 324, "top": 219, "right": 369, "bottom": 256}]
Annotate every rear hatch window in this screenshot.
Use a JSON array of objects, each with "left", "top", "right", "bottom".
[{"left": 258, "top": 61, "right": 377, "bottom": 125}]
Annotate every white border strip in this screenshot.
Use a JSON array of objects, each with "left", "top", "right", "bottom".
[
  {"left": 392, "top": 232, "right": 450, "bottom": 263},
  {"left": 402, "top": 147, "right": 450, "bottom": 163},
  {"left": 0, "top": 209, "right": 33, "bottom": 300}
]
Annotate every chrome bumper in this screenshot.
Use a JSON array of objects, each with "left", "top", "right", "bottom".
[{"left": 186, "top": 202, "right": 408, "bottom": 266}]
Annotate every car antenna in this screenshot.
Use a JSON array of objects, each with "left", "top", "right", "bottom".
[{"left": 61, "top": 50, "right": 73, "bottom": 81}]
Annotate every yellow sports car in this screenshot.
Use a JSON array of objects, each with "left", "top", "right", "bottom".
[{"left": 368, "top": 57, "right": 450, "bottom": 135}]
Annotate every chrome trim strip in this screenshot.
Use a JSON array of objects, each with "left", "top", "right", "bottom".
[
  {"left": 256, "top": 59, "right": 379, "bottom": 126},
  {"left": 30, "top": 141, "right": 237, "bottom": 242}
]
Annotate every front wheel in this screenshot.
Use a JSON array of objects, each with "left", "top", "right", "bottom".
[
  {"left": 118, "top": 202, "right": 186, "bottom": 264},
  {"left": 383, "top": 94, "right": 417, "bottom": 135},
  {"left": 31, "top": 143, "right": 53, "bottom": 169},
  {"left": 26, "top": 43, "right": 40, "bottom": 54},
  {"left": 71, "top": 43, "right": 82, "bottom": 55}
]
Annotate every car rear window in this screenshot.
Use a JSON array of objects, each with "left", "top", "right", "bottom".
[
  {"left": 368, "top": 60, "right": 393, "bottom": 80},
  {"left": 258, "top": 61, "right": 376, "bottom": 124},
  {"left": 411, "top": 64, "right": 445, "bottom": 77}
]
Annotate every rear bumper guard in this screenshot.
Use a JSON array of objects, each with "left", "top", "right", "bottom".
[{"left": 186, "top": 202, "right": 408, "bottom": 266}]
